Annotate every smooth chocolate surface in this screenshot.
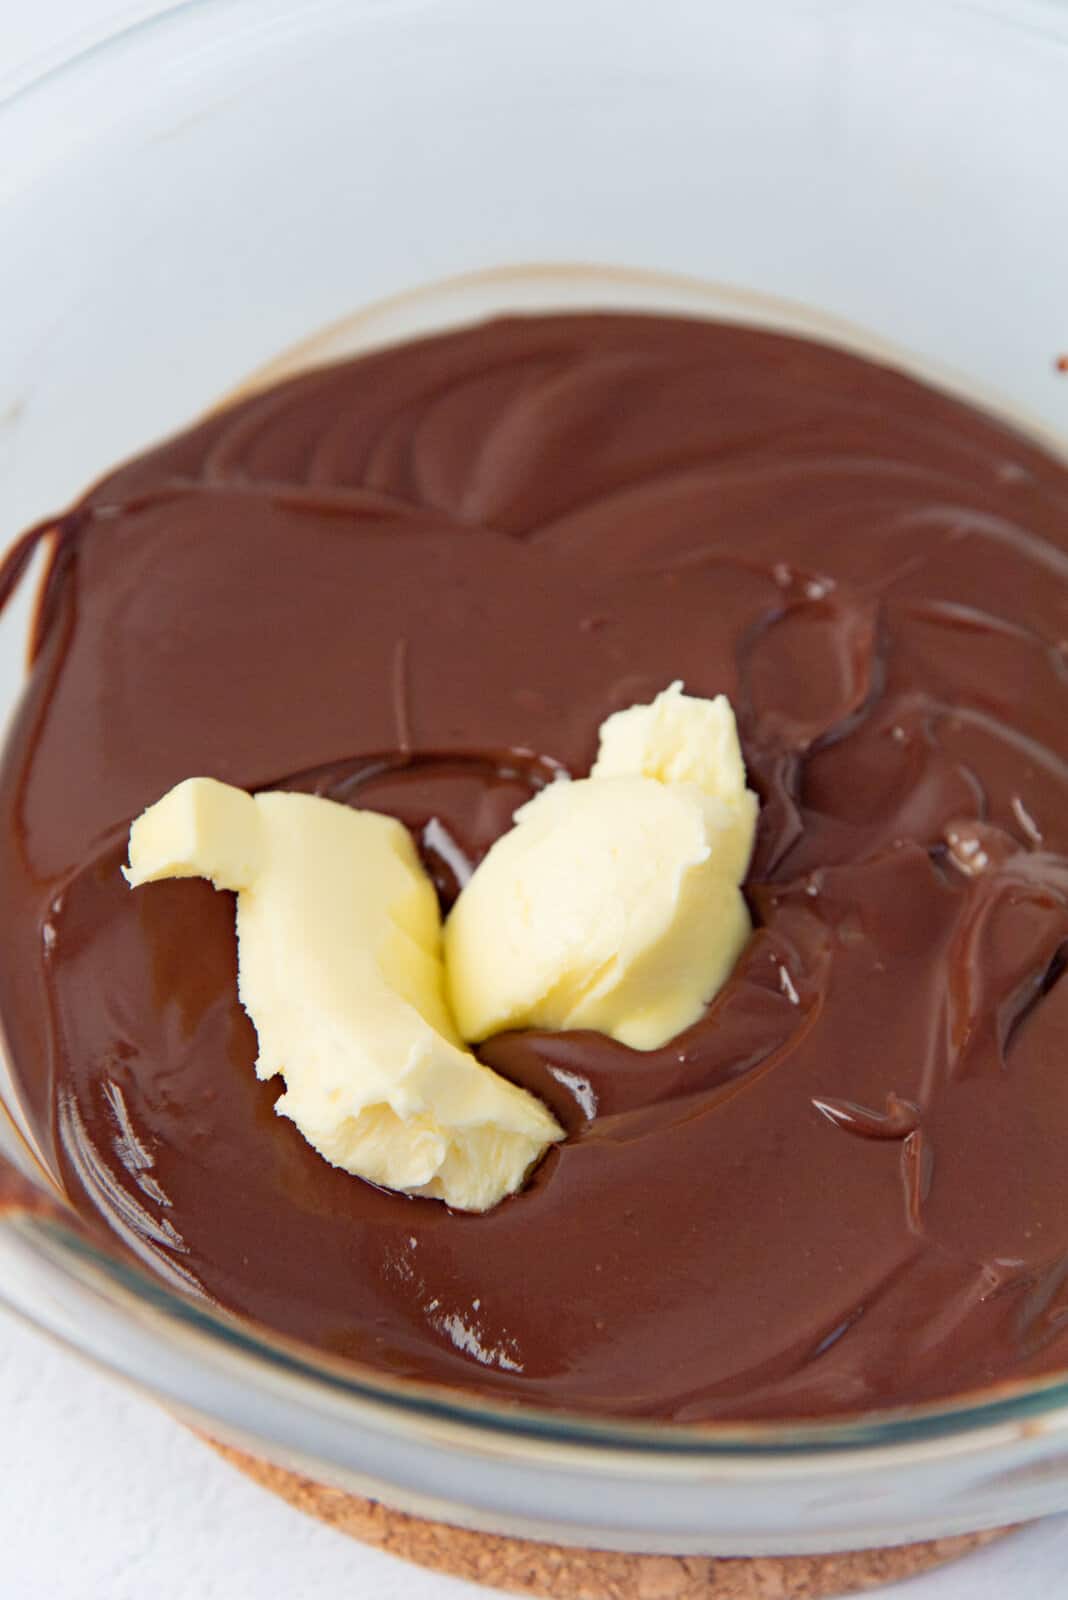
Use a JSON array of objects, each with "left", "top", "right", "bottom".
[{"left": 4, "top": 312, "right": 1068, "bottom": 1421}]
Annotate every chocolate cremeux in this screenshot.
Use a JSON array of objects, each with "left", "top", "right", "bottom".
[{"left": 4, "top": 311, "right": 1068, "bottom": 1422}]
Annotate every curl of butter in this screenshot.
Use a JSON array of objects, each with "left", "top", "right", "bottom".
[
  {"left": 124, "top": 683, "right": 755, "bottom": 1209},
  {"left": 124, "top": 780, "right": 562, "bottom": 1212},
  {"left": 445, "top": 683, "right": 758, "bottom": 1051}
]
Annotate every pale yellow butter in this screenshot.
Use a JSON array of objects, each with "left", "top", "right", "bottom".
[
  {"left": 445, "top": 683, "right": 758, "bottom": 1050},
  {"left": 125, "top": 778, "right": 562, "bottom": 1212},
  {"left": 124, "top": 682, "right": 755, "bottom": 1209}
]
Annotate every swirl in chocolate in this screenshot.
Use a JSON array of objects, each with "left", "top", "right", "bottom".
[{"left": 3, "top": 312, "right": 1068, "bottom": 1421}]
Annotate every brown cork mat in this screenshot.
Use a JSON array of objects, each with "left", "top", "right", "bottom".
[{"left": 210, "top": 1438, "right": 1011, "bottom": 1598}]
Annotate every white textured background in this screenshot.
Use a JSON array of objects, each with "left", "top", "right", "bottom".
[{"left": 3, "top": 4, "right": 1068, "bottom": 1595}]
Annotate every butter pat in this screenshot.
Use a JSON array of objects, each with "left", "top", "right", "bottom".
[
  {"left": 123, "top": 685, "right": 755, "bottom": 1207},
  {"left": 445, "top": 684, "right": 757, "bottom": 1050},
  {"left": 125, "top": 779, "right": 562, "bottom": 1212}
]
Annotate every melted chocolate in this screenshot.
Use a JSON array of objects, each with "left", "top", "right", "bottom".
[{"left": 4, "top": 312, "right": 1068, "bottom": 1421}]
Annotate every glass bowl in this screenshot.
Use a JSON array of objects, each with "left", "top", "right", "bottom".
[{"left": 2, "top": 0, "right": 1068, "bottom": 1557}]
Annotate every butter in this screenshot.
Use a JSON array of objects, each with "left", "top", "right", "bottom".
[
  {"left": 124, "top": 778, "right": 563, "bottom": 1212},
  {"left": 124, "top": 683, "right": 755, "bottom": 1208},
  {"left": 445, "top": 684, "right": 757, "bottom": 1050}
]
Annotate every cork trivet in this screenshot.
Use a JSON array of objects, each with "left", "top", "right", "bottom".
[{"left": 209, "top": 1438, "right": 1011, "bottom": 1598}]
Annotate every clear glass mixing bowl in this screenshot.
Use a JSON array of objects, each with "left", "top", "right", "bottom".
[{"left": 2, "top": 0, "right": 1068, "bottom": 1556}]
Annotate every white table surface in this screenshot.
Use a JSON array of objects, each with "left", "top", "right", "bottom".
[{"left": 3, "top": 4, "right": 1068, "bottom": 1595}]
